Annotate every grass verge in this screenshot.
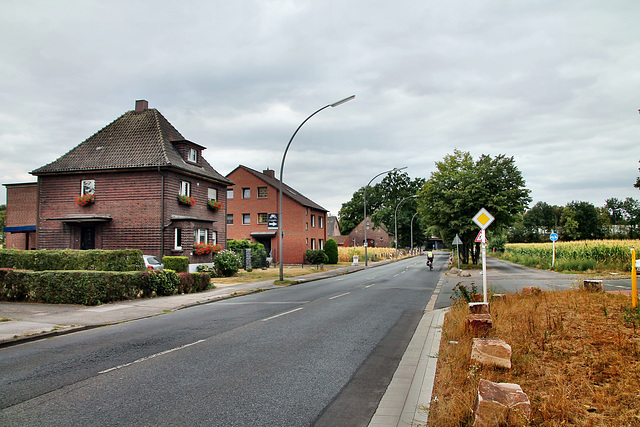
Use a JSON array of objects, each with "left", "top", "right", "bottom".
[{"left": 428, "top": 289, "right": 640, "bottom": 426}]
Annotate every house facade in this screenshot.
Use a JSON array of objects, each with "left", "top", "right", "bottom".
[
  {"left": 342, "top": 216, "right": 393, "bottom": 248},
  {"left": 28, "top": 100, "right": 233, "bottom": 263},
  {"left": 3, "top": 183, "right": 38, "bottom": 250},
  {"left": 226, "top": 165, "right": 327, "bottom": 264}
]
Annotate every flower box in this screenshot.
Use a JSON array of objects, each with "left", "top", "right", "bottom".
[
  {"left": 193, "top": 243, "right": 223, "bottom": 256},
  {"left": 178, "top": 195, "right": 196, "bottom": 206},
  {"left": 207, "top": 199, "right": 224, "bottom": 212},
  {"left": 76, "top": 194, "right": 94, "bottom": 206}
]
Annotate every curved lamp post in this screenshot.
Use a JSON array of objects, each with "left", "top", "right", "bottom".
[
  {"left": 394, "top": 195, "right": 418, "bottom": 259},
  {"left": 410, "top": 211, "right": 418, "bottom": 253},
  {"left": 363, "top": 166, "right": 407, "bottom": 266},
  {"left": 279, "top": 95, "right": 355, "bottom": 281}
]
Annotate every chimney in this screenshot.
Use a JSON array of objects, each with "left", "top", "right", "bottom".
[
  {"left": 135, "top": 99, "right": 149, "bottom": 112},
  {"left": 263, "top": 168, "right": 276, "bottom": 178}
]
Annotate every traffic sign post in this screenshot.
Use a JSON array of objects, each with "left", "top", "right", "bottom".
[
  {"left": 550, "top": 232, "right": 558, "bottom": 267},
  {"left": 452, "top": 234, "right": 462, "bottom": 269},
  {"left": 473, "top": 208, "right": 495, "bottom": 303}
]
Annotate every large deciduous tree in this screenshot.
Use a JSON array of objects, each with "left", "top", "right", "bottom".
[{"left": 418, "top": 150, "right": 531, "bottom": 264}]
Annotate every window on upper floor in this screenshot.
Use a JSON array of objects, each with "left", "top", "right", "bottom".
[
  {"left": 242, "top": 213, "right": 250, "bottom": 225},
  {"left": 194, "top": 228, "right": 208, "bottom": 244},
  {"left": 311, "top": 238, "right": 316, "bottom": 250},
  {"left": 81, "top": 180, "right": 95, "bottom": 195},
  {"left": 311, "top": 215, "right": 315, "bottom": 228},
  {"left": 257, "top": 187, "right": 267, "bottom": 198},
  {"left": 257, "top": 213, "right": 268, "bottom": 224},
  {"left": 174, "top": 228, "right": 183, "bottom": 250},
  {"left": 227, "top": 214, "right": 233, "bottom": 225},
  {"left": 242, "top": 188, "right": 250, "bottom": 199},
  {"left": 188, "top": 148, "right": 198, "bottom": 163},
  {"left": 227, "top": 189, "right": 234, "bottom": 199},
  {"left": 180, "top": 181, "right": 191, "bottom": 196},
  {"left": 208, "top": 188, "right": 217, "bottom": 201},
  {"left": 211, "top": 231, "right": 217, "bottom": 245},
  {"left": 319, "top": 216, "right": 324, "bottom": 229}
]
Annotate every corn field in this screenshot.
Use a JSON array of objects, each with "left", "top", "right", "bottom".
[
  {"left": 502, "top": 239, "right": 640, "bottom": 272},
  {"left": 337, "top": 246, "right": 401, "bottom": 263}
]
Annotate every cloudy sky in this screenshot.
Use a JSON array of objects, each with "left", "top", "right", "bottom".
[{"left": 1, "top": 0, "right": 639, "bottom": 216}]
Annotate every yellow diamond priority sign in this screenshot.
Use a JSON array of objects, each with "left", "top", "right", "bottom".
[{"left": 473, "top": 208, "right": 495, "bottom": 230}]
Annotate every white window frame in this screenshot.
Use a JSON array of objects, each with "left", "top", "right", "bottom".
[
  {"left": 81, "top": 180, "right": 95, "bottom": 195},
  {"left": 242, "top": 188, "right": 250, "bottom": 199},
  {"left": 311, "top": 238, "right": 316, "bottom": 250},
  {"left": 194, "top": 228, "right": 208, "bottom": 244},
  {"left": 211, "top": 231, "right": 217, "bottom": 245},
  {"left": 174, "top": 228, "right": 183, "bottom": 250},
  {"left": 208, "top": 188, "right": 217, "bottom": 201},
  {"left": 242, "top": 213, "right": 251, "bottom": 225},
  {"left": 319, "top": 239, "right": 324, "bottom": 250},
  {"left": 311, "top": 215, "right": 315, "bottom": 228},
  {"left": 319, "top": 216, "right": 324, "bottom": 229},
  {"left": 188, "top": 148, "right": 198, "bottom": 163},
  {"left": 227, "top": 189, "right": 234, "bottom": 199},
  {"left": 180, "top": 181, "right": 191, "bottom": 197}
]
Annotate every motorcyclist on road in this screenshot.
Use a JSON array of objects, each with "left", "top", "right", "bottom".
[{"left": 427, "top": 250, "right": 434, "bottom": 268}]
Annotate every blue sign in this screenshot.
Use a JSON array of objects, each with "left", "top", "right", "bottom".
[{"left": 550, "top": 233, "right": 558, "bottom": 242}]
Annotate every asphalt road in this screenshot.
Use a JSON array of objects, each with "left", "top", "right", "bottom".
[{"left": 0, "top": 254, "right": 445, "bottom": 426}]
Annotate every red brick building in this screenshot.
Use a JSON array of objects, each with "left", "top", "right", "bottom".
[
  {"left": 27, "top": 100, "right": 233, "bottom": 263},
  {"left": 3, "top": 183, "right": 38, "bottom": 250},
  {"left": 226, "top": 165, "right": 327, "bottom": 264},
  {"left": 341, "top": 216, "right": 393, "bottom": 248}
]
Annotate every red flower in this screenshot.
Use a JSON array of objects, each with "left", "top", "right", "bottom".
[{"left": 76, "top": 194, "right": 94, "bottom": 206}]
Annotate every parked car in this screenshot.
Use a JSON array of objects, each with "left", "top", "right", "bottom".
[{"left": 143, "top": 255, "right": 164, "bottom": 270}]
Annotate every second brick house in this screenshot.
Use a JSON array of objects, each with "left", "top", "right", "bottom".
[
  {"left": 28, "top": 100, "right": 233, "bottom": 264},
  {"left": 226, "top": 165, "right": 328, "bottom": 265}
]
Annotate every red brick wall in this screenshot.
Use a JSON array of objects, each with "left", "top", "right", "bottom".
[
  {"left": 4, "top": 183, "right": 38, "bottom": 250},
  {"left": 37, "top": 169, "right": 228, "bottom": 262},
  {"left": 226, "top": 167, "right": 327, "bottom": 264}
]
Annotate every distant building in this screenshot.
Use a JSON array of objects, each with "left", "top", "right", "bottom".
[
  {"left": 341, "top": 216, "right": 393, "bottom": 248},
  {"left": 3, "top": 183, "right": 38, "bottom": 250},
  {"left": 21, "top": 100, "right": 233, "bottom": 263},
  {"left": 326, "top": 216, "right": 341, "bottom": 238},
  {"left": 225, "top": 165, "right": 327, "bottom": 264}
]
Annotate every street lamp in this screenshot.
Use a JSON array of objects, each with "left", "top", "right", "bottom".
[
  {"left": 410, "top": 211, "right": 418, "bottom": 253},
  {"left": 363, "top": 166, "right": 407, "bottom": 266},
  {"left": 278, "top": 95, "right": 355, "bottom": 281},
  {"left": 395, "top": 195, "right": 418, "bottom": 259}
]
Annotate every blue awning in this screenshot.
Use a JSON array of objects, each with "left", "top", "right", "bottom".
[{"left": 3, "top": 225, "right": 36, "bottom": 232}]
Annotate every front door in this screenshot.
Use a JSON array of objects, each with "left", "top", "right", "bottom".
[{"left": 80, "top": 226, "right": 95, "bottom": 250}]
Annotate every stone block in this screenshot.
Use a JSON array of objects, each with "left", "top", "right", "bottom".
[
  {"left": 521, "top": 286, "right": 541, "bottom": 296},
  {"left": 491, "top": 293, "right": 506, "bottom": 301},
  {"left": 469, "top": 302, "right": 490, "bottom": 314},
  {"left": 470, "top": 338, "right": 512, "bottom": 369},
  {"left": 466, "top": 314, "right": 492, "bottom": 337},
  {"left": 582, "top": 280, "right": 603, "bottom": 292},
  {"left": 473, "top": 379, "right": 531, "bottom": 427}
]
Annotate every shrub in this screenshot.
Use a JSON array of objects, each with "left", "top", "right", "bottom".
[
  {"left": 162, "top": 256, "right": 189, "bottom": 273},
  {"left": 176, "top": 272, "right": 211, "bottom": 294},
  {"left": 214, "top": 250, "right": 242, "bottom": 277},
  {"left": 227, "top": 239, "right": 268, "bottom": 268},
  {"left": 324, "top": 239, "right": 338, "bottom": 264},
  {"left": 143, "top": 270, "right": 179, "bottom": 296},
  {"left": 196, "top": 264, "right": 217, "bottom": 279},
  {"left": 305, "top": 250, "right": 328, "bottom": 267},
  {"left": 0, "top": 249, "right": 145, "bottom": 271}
]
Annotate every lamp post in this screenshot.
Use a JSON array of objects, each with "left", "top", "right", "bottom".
[
  {"left": 363, "top": 166, "right": 407, "bottom": 266},
  {"left": 410, "top": 211, "right": 418, "bottom": 253},
  {"left": 394, "top": 195, "right": 417, "bottom": 259},
  {"left": 278, "top": 95, "right": 355, "bottom": 281}
]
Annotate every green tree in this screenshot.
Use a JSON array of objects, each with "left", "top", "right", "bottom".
[
  {"left": 324, "top": 239, "right": 339, "bottom": 264},
  {"left": 562, "top": 201, "right": 604, "bottom": 240},
  {"left": 418, "top": 150, "right": 531, "bottom": 264},
  {"left": 338, "top": 186, "right": 383, "bottom": 235}
]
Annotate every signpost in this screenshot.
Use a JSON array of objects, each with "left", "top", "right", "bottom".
[
  {"left": 473, "top": 208, "right": 495, "bottom": 303},
  {"left": 452, "top": 234, "right": 462, "bottom": 269},
  {"left": 267, "top": 213, "right": 278, "bottom": 230},
  {"left": 550, "top": 232, "right": 558, "bottom": 267}
]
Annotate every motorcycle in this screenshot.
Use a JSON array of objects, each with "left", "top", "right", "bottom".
[{"left": 426, "top": 258, "right": 433, "bottom": 270}]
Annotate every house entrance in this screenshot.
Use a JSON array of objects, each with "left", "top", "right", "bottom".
[{"left": 80, "top": 226, "right": 96, "bottom": 250}]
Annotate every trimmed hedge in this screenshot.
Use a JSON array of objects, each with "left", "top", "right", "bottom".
[
  {"left": 0, "top": 249, "right": 145, "bottom": 271},
  {"left": 162, "top": 256, "right": 189, "bottom": 273},
  {"left": 324, "top": 239, "right": 339, "bottom": 264},
  {"left": 0, "top": 268, "right": 214, "bottom": 305}
]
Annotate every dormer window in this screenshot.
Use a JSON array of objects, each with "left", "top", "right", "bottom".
[{"left": 188, "top": 148, "right": 198, "bottom": 163}]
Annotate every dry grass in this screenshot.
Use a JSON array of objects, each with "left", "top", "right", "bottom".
[
  {"left": 429, "top": 289, "right": 640, "bottom": 426},
  {"left": 211, "top": 265, "right": 345, "bottom": 285}
]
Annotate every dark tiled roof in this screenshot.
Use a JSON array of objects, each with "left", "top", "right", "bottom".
[
  {"left": 228, "top": 165, "right": 328, "bottom": 212},
  {"left": 31, "top": 107, "right": 232, "bottom": 185}
]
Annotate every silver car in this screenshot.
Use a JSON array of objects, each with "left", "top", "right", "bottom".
[{"left": 143, "top": 255, "right": 164, "bottom": 270}]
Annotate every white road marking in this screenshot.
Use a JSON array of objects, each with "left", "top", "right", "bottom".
[
  {"left": 261, "top": 307, "right": 304, "bottom": 321},
  {"left": 365, "top": 284, "right": 375, "bottom": 288},
  {"left": 329, "top": 292, "right": 351, "bottom": 300},
  {"left": 99, "top": 339, "right": 207, "bottom": 374}
]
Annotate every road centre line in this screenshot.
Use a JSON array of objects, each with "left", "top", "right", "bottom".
[
  {"left": 365, "top": 284, "right": 375, "bottom": 288},
  {"left": 261, "top": 307, "right": 304, "bottom": 322},
  {"left": 329, "top": 292, "right": 351, "bottom": 300},
  {"left": 99, "top": 339, "right": 207, "bottom": 374}
]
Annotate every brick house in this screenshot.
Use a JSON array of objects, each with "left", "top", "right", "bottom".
[
  {"left": 342, "top": 216, "right": 393, "bottom": 248},
  {"left": 3, "top": 183, "right": 38, "bottom": 250},
  {"left": 225, "top": 165, "right": 327, "bottom": 264},
  {"left": 28, "top": 100, "right": 233, "bottom": 263}
]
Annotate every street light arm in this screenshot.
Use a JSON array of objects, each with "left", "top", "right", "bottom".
[{"left": 394, "top": 194, "right": 418, "bottom": 259}]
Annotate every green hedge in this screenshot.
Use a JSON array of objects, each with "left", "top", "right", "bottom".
[
  {"left": 162, "top": 256, "right": 189, "bottom": 273},
  {"left": 0, "top": 249, "right": 145, "bottom": 271},
  {"left": 0, "top": 268, "right": 213, "bottom": 305}
]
